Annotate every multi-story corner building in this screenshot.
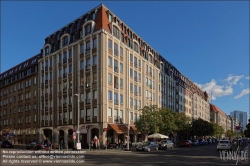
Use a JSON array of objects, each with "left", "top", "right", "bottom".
[
  {"left": 210, "top": 104, "right": 228, "bottom": 135},
  {"left": 38, "top": 4, "right": 163, "bottom": 147},
  {"left": 230, "top": 110, "right": 248, "bottom": 131},
  {"left": 0, "top": 55, "right": 40, "bottom": 144}
]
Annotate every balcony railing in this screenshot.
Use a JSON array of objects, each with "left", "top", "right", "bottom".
[
  {"left": 63, "top": 103, "right": 67, "bottom": 108},
  {"left": 114, "top": 99, "right": 119, "bottom": 105},
  {"left": 86, "top": 65, "right": 91, "bottom": 71},
  {"left": 63, "top": 88, "right": 67, "bottom": 93},
  {"left": 86, "top": 116, "right": 91, "bottom": 121},
  {"left": 86, "top": 83, "right": 91, "bottom": 88},
  {"left": 45, "top": 80, "right": 48, "bottom": 84},
  {"left": 63, "top": 58, "right": 67, "bottom": 64},
  {"left": 45, "top": 66, "right": 48, "bottom": 71},
  {"left": 114, "top": 66, "right": 118, "bottom": 72},
  {"left": 86, "top": 48, "right": 90, "bottom": 54},
  {"left": 86, "top": 99, "right": 91, "bottom": 104}
]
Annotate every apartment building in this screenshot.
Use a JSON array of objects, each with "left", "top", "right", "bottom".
[
  {"left": 210, "top": 104, "right": 229, "bottom": 136},
  {"left": 229, "top": 116, "right": 239, "bottom": 132},
  {"left": 38, "top": 4, "right": 162, "bottom": 147},
  {"left": 0, "top": 55, "right": 40, "bottom": 144}
]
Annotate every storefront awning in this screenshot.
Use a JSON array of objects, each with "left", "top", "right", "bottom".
[
  {"left": 108, "top": 124, "right": 128, "bottom": 134},
  {"left": 130, "top": 125, "right": 137, "bottom": 131}
]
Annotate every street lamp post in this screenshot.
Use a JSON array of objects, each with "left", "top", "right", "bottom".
[
  {"left": 75, "top": 94, "right": 80, "bottom": 148},
  {"left": 127, "top": 108, "right": 130, "bottom": 151}
]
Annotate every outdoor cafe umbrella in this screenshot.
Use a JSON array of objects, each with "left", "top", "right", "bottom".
[{"left": 147, "top": 133, "right": 169, "bottom": 139}]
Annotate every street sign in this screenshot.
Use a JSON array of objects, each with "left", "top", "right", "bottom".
[
  {"left": 80, "top": 129, "right": 87, "bottom": 133},
  {"left": 73, "top": 135, "right": 76, "bottom": 140},
  {"left": 235, "top": 126, "right": 241, "bottom": 134},
  {"left": 76, "top": 143, "right": 81, "bottom": 150},
  {"left": 103, "top": 128, "right": 108, "bottom": 132}
]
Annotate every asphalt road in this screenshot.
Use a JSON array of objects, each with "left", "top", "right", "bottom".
[{"left": 1, "top": 144, "right": 249, "bottom": 166}]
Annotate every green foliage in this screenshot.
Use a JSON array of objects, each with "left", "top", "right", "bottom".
[
  {"left": 211, "top": 122, "right": 224, "bottom": 138},
  {"left": 191, "top": 118, "right": 214, "bottom": 137},
  {"left": 225, "top": 130, "right": 236, "bottom": 138},
  {"left": 244, "top": 123, "right": 250, "bottom": 137},
  {"left": 173, "top": 112, "right": 191, "bottom": 132},
  {"left": 159, "top": 108, "right": 177, "bottom": 134}
]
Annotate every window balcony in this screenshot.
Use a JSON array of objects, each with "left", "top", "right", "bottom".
[
  {"left": 86, "top": 82, "right": 91, "bottom": 88},
  {"left": 86, "top": 99, "right": 91, "bottom": 104},
  {"left": 63, "top": 103, "right": 67, "bottom": 108},
  {"left": 134, "top": 77, "right": 137, "bottom": 82},
  {"left": 86, "top": 48, "right": 90, "bottom": 55},
  {"left": 114, "top": 66, "right": 118, "bottom": 72},
  {"left": 63, "top": 73, "right": 67, "bottom": 78},
  {"left": 45, "top": 66, "right": 48, "bottom": 71},
  {"left": 86, "top": 65, "right": 91, "bottom": 71},
  {"left": 45, "top": 80, "right": 48, "bottom": 84},
  {"left": 63, "top": 88, "right": 67, "bottom": 93},
  {"left": 63, "top": 58, "right": 67, "bottom": 64},
  {"left": 114, "top": 99, "right": 119, "bottom": 105}
]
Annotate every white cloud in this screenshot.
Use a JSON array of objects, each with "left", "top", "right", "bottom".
[
  {"left": 246, "top": 76, "right": 250, "bottom": 80},
  {"left": 239, "top": 82, "right": 244, "bottom": 88},
  {"left": 195, "top": 79, "right": 233, "bottom": 100},
  {"left": 224, "top": 74, "right": 244, "bottom": 85},
  {"left": 234, "top": 87, "right": 250, "bottom": 99}
]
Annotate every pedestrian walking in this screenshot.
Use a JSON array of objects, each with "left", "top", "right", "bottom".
[{"left": 90, "top": 140, "right": 94, "bottom": 151}]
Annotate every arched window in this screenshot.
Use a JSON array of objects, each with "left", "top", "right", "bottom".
[{"left": 85, "top": 24, "right": 91, "bottom": 36}]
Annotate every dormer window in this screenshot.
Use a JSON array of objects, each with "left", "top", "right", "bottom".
[
  {"left": 116, "top": 19, "right": 120, "bottom": 26},
  {"left": 45, "top": 47, "right": 49, "bottom": 55},
  {"left": 92, "top": 13, "right": 96, "bottom": 20},
  {"left": 113, "top": 26, "right": 119, "bottom": 39},
  {"left": 108, "top": 13, "right": 112, "bottom": 22},
  {"left": 134, "top": 42, "right": 139, "bottom": 53},
  {"left": 63, "top": 37, "right": 68, "bottom": 46},
  {"left": 85, "top": 24, "right": 91, "bottom": 36}
]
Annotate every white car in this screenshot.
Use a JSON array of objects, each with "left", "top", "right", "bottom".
[{"left": 217, "top": 140, "right": 232, "bottom": 151}]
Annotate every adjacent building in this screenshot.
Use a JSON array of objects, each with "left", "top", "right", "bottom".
[
  {"left": 230, "top": 110, "right": 248, "bottom": 131},
  {"left": 0, "top": 4, "right": 212, "bottom": 146},
  {"left": 0, "top": 55, "right": 40, "bottom": 144}
]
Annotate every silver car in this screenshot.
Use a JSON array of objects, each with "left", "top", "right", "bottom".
[
  {"left": 217, "top": 140, "right": 232, "bottom": 151},
  {"left": 161, "top": 140, "right": 174, "bottom": 150},
  {"left": 143, "top": 142, "right": 159, "bottom": 152}
]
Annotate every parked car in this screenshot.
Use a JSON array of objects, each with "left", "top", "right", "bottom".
[
  {"left": 198, "top": 139, "right": 206, "bottom": 145},
  {"left": 191, "top": 140, "right": 199, "bottom": 146},
  {"left": 180, "top": 140, "right": 192, "bottom": 147},
  {"left": 1, "top": 141, "right": 13, "bottom": 148},
  {"left": 136, "top": 141, "right": 159, "bottom": 152},
  {"left": 136, "top": 142, "right": 148, "bottom": 151},
  {"left": 160, "top": 140, "right": 174, "bottom": 150},
  {"left": 26, "top": 142, "right": 45, "bottom": 150},
  {"left": 217, "top": 140, "right": 232, "bottom": 151}
]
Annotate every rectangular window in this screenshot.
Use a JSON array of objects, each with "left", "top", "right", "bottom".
[
  {"left": 130, "top": 83, "right": 133, "bottom": 92},
  {"left": 130, "top": 68, "right": 133, "bottom": 77},
  {"left": 108, "top": 108, "right": 112, "bottom": 117},
  {"left": 80, "top": 110, "right": 84, "bottom": 118},
  {"left": 93, "top": 108, "right": 97, "bottom": 117},
  {"left": 138, "top": 60, "right": 141, "bottom": 68},
  {"left": 69, "top": 65, "right": 72, "bottom": 73},
  {"left": 114, "top": 43, "right": 118, "bottom": 56},
  {"left": 120, "top": 47, "right": 123, "bottom": 56},
  {"left": 120, "top": 78, "right": 123, "bottom": 88},
  {"left": 93, "top": 56, "right": 97, "bottom": 65},
  {"left": 130, "top": 54, "right": 133, "bottom": 62},
  {"left": 80, "top": 60, "right": 84, "bottom": 69},
  {"left": 86, "top": 109, "right": 91, "bottom": 121},
  {"left": 93, "top": 38, "right": 97, "bottom": 48},
  {"left": 108, "top": 57, "right": 112, "bottom": 66},
  {"left": 108, "top": 90, "right": 112, "bottom": 100},
  {"left": 120, "top": 63, "right": 123, "bottom": 72},
  {"left": 120, "top": 94, "right": 123, "bottom": 103},
  {"left": 80, "top": 44, "right": 84, "bottom": 53},
  {"left": 108, "top": 39, "right": 112, "bottom": 49},
  {"left": 130, "top": 112, "right": 133, "bottom": 121},
  {"left": 108, "top": 73, "right": 112, "bottom": 84},
  {"left": 93, "top": 90, "right": 97, "bottom": 99},
  {"left": 130, "top": 98, "right": 133, "bottom": 106},
  {"left": 69, "top": 49, "right": 72, "bottom": 58}
]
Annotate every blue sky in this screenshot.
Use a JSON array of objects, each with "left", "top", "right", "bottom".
[{"left": 1, "top": 1, "right": 249, "bottom": 116}]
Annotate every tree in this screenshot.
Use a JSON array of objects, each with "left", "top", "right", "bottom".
[
  {"left": 158, "top": 108, "right": 177, "bottom": 135},
  {"left": 211, "top": 122, "right": 224, "bottom": 138},
  {"left": 244, "top": 123, "right": 250, "bottom": 138},
  {"left": 225, "top": 130, "right": 236, "bottom": 138},
  {"left": 173, "top": 112, "right": 191, "bottom": 132},
  {"left": 134, "top": 105, "right": 162, "bottom": 134},
  {"left": 191, "top": 118, "right": 214, "bottom": 137}
]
